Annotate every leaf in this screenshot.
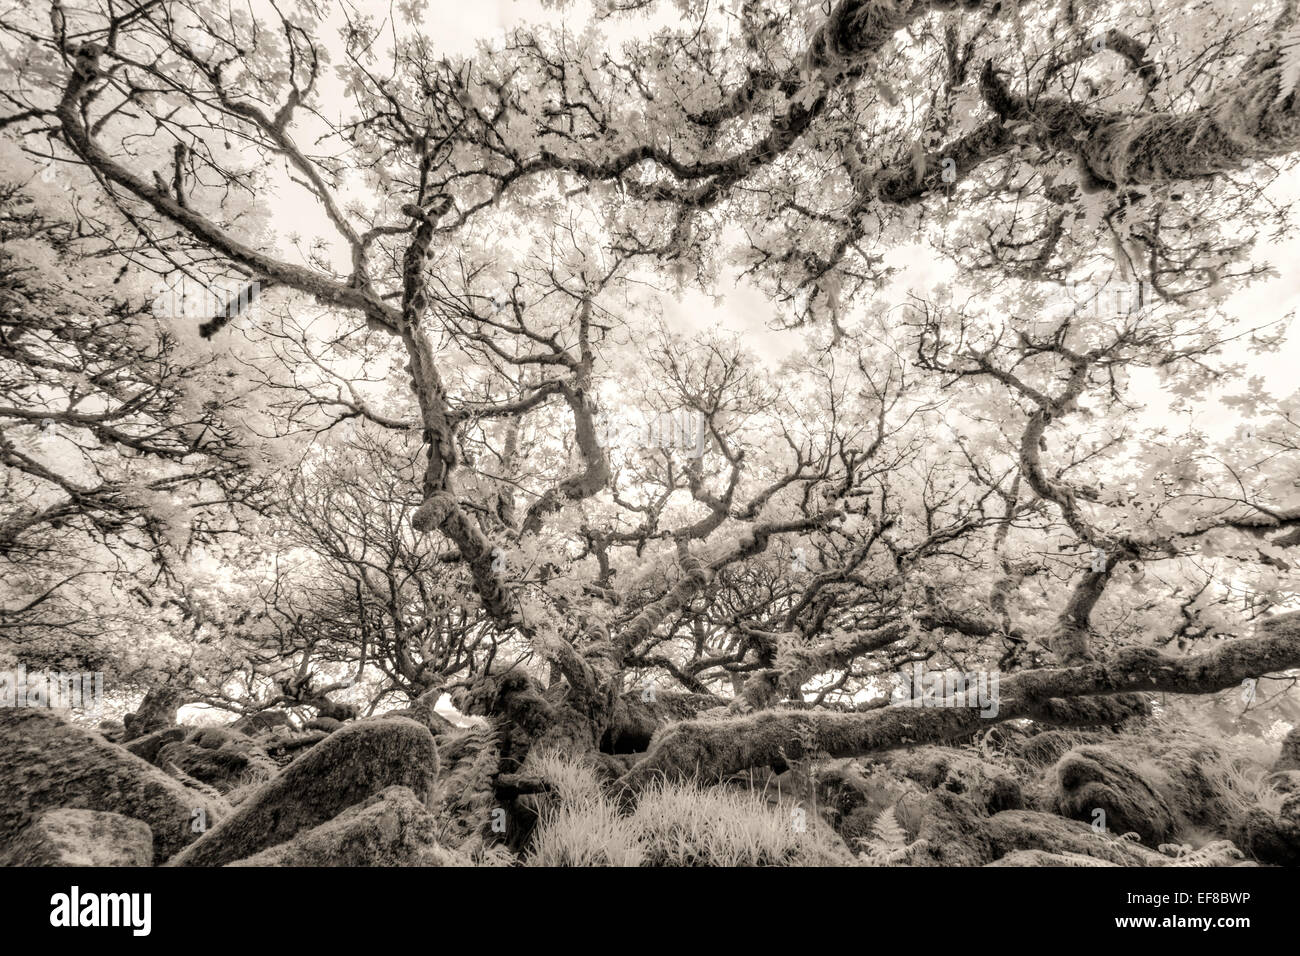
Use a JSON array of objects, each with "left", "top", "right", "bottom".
[{"left": 1275, "top": 26, "right": 1300, "bottom": 106}]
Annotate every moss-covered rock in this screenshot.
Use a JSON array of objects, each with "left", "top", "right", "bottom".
[
  {"left": 168, "top": 717, "right": 440, "bottom": 867},
  {"left": 124, "top": 726, "right": 186, "bottom": 764},
  {"left": 986, "top": 849, "right": 1119, "bottom": 866},
  {"left": 814, "top": 759, "right": 916, "bottom": 847},
  {"left": 1229, "top": 805, "right": 1300, "bottom": 866},
  {"left": 1050, "top": 741, "right": 1244, "bottom": 845},
  {"left": 987, "top": 809, "right": 1165, "bottom": 865},
  {"left": 888, "top": 747, "right": 1023, "bottom": 814},
  {"left": 0, "top": 709, "right": 223, "bottom": 862},
  {"left": 1273, "top": 727, "right": 1300, "bottom": 773},
  {"left": 1, "top": 808, "right": 154, "bottom": 867},
  {"left": 304, "top": 716, "right": 344, "bottom": 734},
  {"left": 156, "top": 741, "right": 256, "bottom": 794},
  {"left": 186, "top": 726, "right": 250, "bottom": 750},
  {"left": 910, "top": 790, "right": 996, "bottom": 866},
  {"left": 263, "top": 730, "right": 330, "bottom": 766},
  {"left": 229, "top": 711, "right": 294, "bottom": 736},
  {"left": 373, "top": 689, "right": 457, "bottom": 736},
  {"left": 1051, "top": 745, "right": 1177, "bottom": 844},
  {"left": 228, "top": 786, "right": 465, "bottom": 866},
  {"left": 1013, "top": 729, "right": 1105, "bottom": 768}
]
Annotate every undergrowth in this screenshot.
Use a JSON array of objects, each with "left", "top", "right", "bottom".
[{"left": 522, "top": 752, "right": 855, "bottom": 867}]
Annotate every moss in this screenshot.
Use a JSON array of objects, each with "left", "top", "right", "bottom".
[
  {"left": 229, "top": 711, "right": 294, "bottom": 736},
  {"left": 263, "top": 730, "right": 330, "bottom": 765},
  {"left": 1229, "top": 806, "right": 1300, "bottom": 866},
  {"left": 1052, "top": 745, "right": 1177, "bottom": 845},
  {"left": 228, "top": 787, "right": 465, "bottom": 866},
  {"left": 1013, "top": 729, "right": 1108, "bottom": 769},
  {"left": 910, "top": 790, "right": 996, "bottom": 866},
  {"left": 1050, "top": 739, "right": 1249, "bottom": 845},
  {"left": 1273, "top": 727, "right": 1300, "bottom": 772},
  {"left": 1, "top": 808, "right": 154, "bottom": 867},
  {"left": 986, "top": 849, "right": 1119, "bottom": 867},
  {"left": 0, "top": 709, "right": 224, "bottom": 862},
  {"left": 987, "top": 810, "right": 1165, "bottom": 865},
  {"left": 169, "top": 717, "right": 439, "bottom": 867},
  {"left": 187, "top": 726, "right": 250, "bottom": 750},
  {"left": 814, "top": 760, "right": 915, "bottom": 846},
  {"left": 157, "top": 741, "right": 272, "bottom": 794},
  {"left": 124, "top": 726, "right": 186, "bottom": 764},
  {"left": 888, "top": 747, "right": 1023, "bottom": 814}
]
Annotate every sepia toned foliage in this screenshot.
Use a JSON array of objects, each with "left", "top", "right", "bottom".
[{"left": 1, "top": 0, "right": 1299, "bottom": 865}]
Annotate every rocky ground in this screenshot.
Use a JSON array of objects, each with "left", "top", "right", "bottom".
[{"left": 1, "top": 703, "right": 1296, "bottom": 866}]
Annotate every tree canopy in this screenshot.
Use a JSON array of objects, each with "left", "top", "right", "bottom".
[{"left": 2, "top": 0, "right": 1300, "bottom": 799}]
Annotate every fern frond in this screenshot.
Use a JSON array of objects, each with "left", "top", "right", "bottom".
[
  {"left": 871, "top": 803, "right": 908, "bottom": 851},
  {"left": 1166, "top": 840, "right": 1246, "bottom": 867},
  {"left": 855, "top": 802, "right": 920, "bottom": 864},
  {"left": 1276, "top": 26, "right": 1300, "bottom": 106}
]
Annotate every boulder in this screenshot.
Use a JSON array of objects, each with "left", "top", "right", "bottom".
[
  {"left": 169, "top": 717, "right": 440, "bottom": 867},
  {"left": 1050, "top": 741, "right": 1243, "bottom": 845},
  {"left": 186, "top": 726, "right": 252, "bottom": 750},
  {"left": 367, "top": 689, "right": 456, "bottom": 736},
  {"left": 1051, "top": 745, "right": 1177, "bottom": 844},
  {"left": 1229, "top": 805, "right": 1300, "bottom": 866},
  {"left": 304, "top": 717, "right": 344, "bottom": 734},
  {"left": 0, "top": 709, "right": 223, "bottom": 862},
  {"left": 888, "top": 747, "right": 1023, "bottom": 814},
  {"left": 124, "top": 726, "right": 185, "bottom": 764},
  {"left": 987, "top": 809, "right": 1164, "bottom": 865},
  {"left": 910, "top": 790, "right": 996, "bottom": 866},
  {"left": 1273, "top": 727, "right": 1300, "bottom": 773},
  {"left": 986, "top": 849, "right": 1119, "bottom": 866},
  {"left": 157, "top": 741, "right": 260, "bottom": 794},
  {"left": 263, "top": 730, "right": 330, "bottom": 766},
  {"left": 229, "top": 711, "right": 294, "bottom": 736},
  {"left": 1013, "top": 729, "right": 1103, "bottom": 768},
  {"left": 2, "top": 809, "right": 153, "bottom": 867},
  {"left": 152, "top": 726, "right": 275, "bottom": 794},
  {"left": 1286, "top": 792, "right": 1300, "bottom": 824},
  {"left": 228, "top": 787, "right": 465, "bottom": 866}
]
